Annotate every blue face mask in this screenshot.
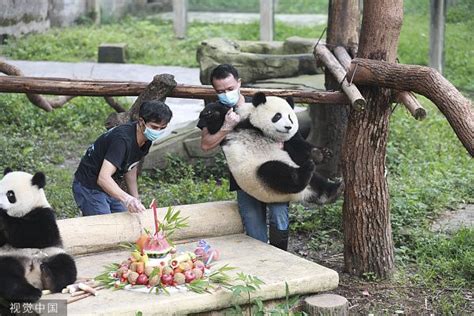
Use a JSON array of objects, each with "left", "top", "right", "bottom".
[
  {"left": 144, "top": 126, "right": 165, "bottom": 142},
  {"left": 218, "top": 89, "right": 240, "bottom": 107}
]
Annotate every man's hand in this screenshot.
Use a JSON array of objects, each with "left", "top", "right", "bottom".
[
  {"left": 124, "top": 195, "right": 146, "bottom": 213},
  {"left": 221, "top": 109, "right": 240, "bottom": 131}
]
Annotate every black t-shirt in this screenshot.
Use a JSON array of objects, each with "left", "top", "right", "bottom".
[
  {"left": 197, "top": 100, "right": 251, "bottom": 192},
  {"left": 75, "top": 122, "right": 152, "bottom": 191}
]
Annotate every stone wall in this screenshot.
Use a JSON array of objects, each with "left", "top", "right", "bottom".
[{"left": 0, "top": 0, "right": 50, "bottom": 38}]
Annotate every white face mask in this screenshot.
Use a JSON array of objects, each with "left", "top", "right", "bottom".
[{"left": 218, "top": 89, "right": 240, "bottom": 107}]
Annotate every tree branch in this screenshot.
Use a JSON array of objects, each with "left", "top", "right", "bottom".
[
  {"left": 0, "top": 59, "right": 75, "bottom": 111},
  {"left": 333, "top": 46, "right": 426, "bottom": 121},
  {"left": 348, "top": 58, "right": 473, "bottom": 156},
  {"left": 0, "top": 76, "right": 350, "bottom": 105},
  {"left": 314, "top": 44, "right": 366, "bottom": 110}
]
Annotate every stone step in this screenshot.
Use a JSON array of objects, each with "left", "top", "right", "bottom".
[{"left": 52, "top": 201, "right": 339, "bottom": 314}]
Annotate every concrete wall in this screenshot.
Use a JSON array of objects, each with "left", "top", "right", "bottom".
[
  {"left": 0, "top": 0, "right": 172, "bottom": 38},
  {"left": 0, "top": 0, "right": 50, "bottom": 37},
  {"left": 49, "top": 0, "right": 87, "bottom": 27}
]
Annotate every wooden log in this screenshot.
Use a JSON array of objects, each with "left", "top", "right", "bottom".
[
  {"left": 0, "top": 60, "right": 75, "bottom": 111},
  {"left": 314, "top": 44, "right": 366, "bottom": 111},
  {"left": 0, "top": 75, "right": 350, "bottom": 105},
  {"left": 334, "top": 46, "right": 426, "bottom": 120},
  {"left": 394, "top": 90, "right": 426, "bottom": 120},
  {"left": 348, "top": 58, "right": 473, "bottom": 156},
  {"left": 304, "top": 294, "right": 349, "bottom": 316}
]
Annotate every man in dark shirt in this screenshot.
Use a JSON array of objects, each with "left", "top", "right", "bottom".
[{"left": 73, "top": 100, "right": 172, "bottom": 216}]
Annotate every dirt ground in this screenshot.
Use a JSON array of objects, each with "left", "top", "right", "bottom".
[{"left": 288, "top": 232, "right": 473, "bottom": 315}]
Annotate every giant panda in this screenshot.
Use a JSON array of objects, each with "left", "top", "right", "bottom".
[
  {"left": 200, "top": 92, "right": 343, "bottom": 203},
  {"left": 0, "top": 168, "right": 77, "bottom": 303}
]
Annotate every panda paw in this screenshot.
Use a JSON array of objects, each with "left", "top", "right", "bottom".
[{"left": 311, "top": 147, "right": 333, "bottom": 164}]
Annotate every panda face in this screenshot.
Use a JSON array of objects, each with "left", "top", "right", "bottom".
[
  {"left": 0, "top": 170, "right": 50, "bottom": 217},
  {"left": 249, "top": 96, "right": 299, "bottom": 142}
]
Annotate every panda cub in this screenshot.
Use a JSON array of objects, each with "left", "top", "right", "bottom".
[
  {"left": 0, "top": 168, "right": 77, "bottom": 303},
  {"left": 200, "top": 92, "right": 342, "bottom": 204}
]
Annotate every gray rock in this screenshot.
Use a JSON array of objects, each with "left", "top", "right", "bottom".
[{"left": 197, "top": 37, "right": 322, "bottom": 85}]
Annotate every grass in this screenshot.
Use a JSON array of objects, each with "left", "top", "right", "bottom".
[{"left": 0, "top": 1, "right": 472, "bottom": 313}]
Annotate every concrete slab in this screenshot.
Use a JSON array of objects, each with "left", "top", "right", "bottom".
[{"left": 48, "top": 234, "right": 338, "bottom": 315}]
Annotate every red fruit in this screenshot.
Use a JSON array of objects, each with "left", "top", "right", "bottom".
[
  {"left": 136, "top": 274, "right": 149, "bottom": 285},
  {"left": 184, "top": 270, "right": 196, "bottom": 283},
  {"left": 161, "top": 274, "right": 173, "bottom": 286}
]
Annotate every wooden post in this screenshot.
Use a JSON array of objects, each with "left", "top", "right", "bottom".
[
  {"left": 173, "top": 0, "right": 188, "bottom": 39},
  {"left": 86, "top": 0, "right": 101, "bottom": 25},
  {"left": 260, "top": 0, "right": 274, "bottom": 41},
  {"left": 430, "top": 0, "right": 446, "bottom": 74}
]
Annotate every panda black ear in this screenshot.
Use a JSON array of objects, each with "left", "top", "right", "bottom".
[
  {"left": 4, "top": 167, "right": 13, "bottom": 175},
  {"left": 252, "top": 92, "right": 267, "bottom": 106},
  {"left": 286, "top": 96, "right": 295, "bottom": 109},
  {"left": 32, "top": 172, "right": 46, "bottom": 189}
]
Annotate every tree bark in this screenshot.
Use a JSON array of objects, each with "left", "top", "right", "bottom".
[
  {"left": 341, "top": 0, "right": 404, "bottom": 278},
  {"left": 348, "top": 58, "right": 473, "bottom": 155},
  {"left": 0, "top": 76, "right": 350, "bottom": 105},
  {"left": 105, "top": 74, "right": 177, "bottom": 129},
  {"left": 309, "top": 0, "right": 360, "bottom": 179}
]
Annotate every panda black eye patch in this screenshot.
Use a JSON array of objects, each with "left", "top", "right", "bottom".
[
  {"left": 288, "top": 115, "right": 293, "bottom": 124},
  {"left": 6, "top": 190, "right": 16, "bottom": 203},
  {"left": 272, "top": 113, "right": 282, "bottom": 123}
]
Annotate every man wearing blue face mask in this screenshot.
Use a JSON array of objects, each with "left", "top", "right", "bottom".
[
  {"left": 73, "top": 100, "right": 172, "bottom": 216},
  {"left": 197, "top": 64, "right": 291, "bottom": 251}
]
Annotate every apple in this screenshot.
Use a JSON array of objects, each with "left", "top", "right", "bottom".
[
  {"left": 136, "top": 274, "right": 148, "bottom": 285},
  {"left": 161, "top": 274, "right": 173, "bottom": 286},
  {"left": 184, "top": 270, "right": 196, "bottom": 283}
]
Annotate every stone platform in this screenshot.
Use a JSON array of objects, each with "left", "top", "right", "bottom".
[
  {"left": 49, "top": 201, "right": 339, "bottom": 315},
  {"left": 48, "top": 234, "right": 338, "bottom": 315}
]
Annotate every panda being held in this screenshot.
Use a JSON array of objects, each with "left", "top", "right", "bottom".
[
  {"left": 0, "top": 168, "right": 77, "bottom": 303},
  {"left": 200, "top": 92, "right": 343, "bottom": 204}
]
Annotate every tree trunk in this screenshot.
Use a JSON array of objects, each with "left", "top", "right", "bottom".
[
  {"left": 309, "top": 0, "right": 359, "bottom": 179},
  {"left": 341, "top": 0, "right": 403, "bottom": 278}
]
